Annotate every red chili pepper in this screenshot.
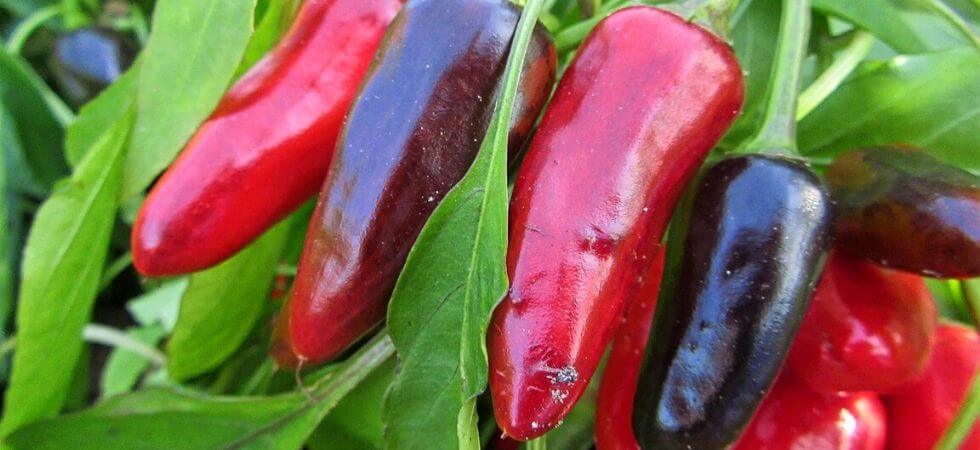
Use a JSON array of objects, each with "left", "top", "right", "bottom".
[
  {"left": 487, "top": 6, "right": 744, "bottom": 440},
  {"left": 287, "top": 0, "right": 556, "bottom": 364},
  {"left": 787, "top": 250, "right": 937, "bottom": 393},
  {"left": 595, "top": 246, "right": 666, "bottom": 450},
  {"left": 884, "top": 322, "right": 980, "bottom": 450},
  {"left": 132, "top": 0, "right": 404, "bottom": 276},
  {"left": 732, "top": 374, "right": 886, "bottom": 450}
]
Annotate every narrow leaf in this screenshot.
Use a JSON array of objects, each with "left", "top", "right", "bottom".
[
  {"left": 167, "top": 214, "right": 295, "bottom": 381},
  {"left": 4, "top": 334, "right": 394, "bottom": 450},
  {"left": 0, "top": 110, "right": 133, "bottom": 436},
  {"left": 812, "top": 0, "right": 928, "bottom": 53},
  {"left": 100, "top": 325, "right": 166, "bottom": 398},
  {"left": 236, "top": 0, "right": 301, "bottom": 76},
  {"left": 124, "top": 0, "right": 257, "bottom": 199},
  {"left": 383, "top": 1, "right": 545, "bottom": 448},
  {"left": 799, "top": 48, "right": 980, "bottom": 173},
  {"left": 0, "top": 49, "right": 69, "bottom": 193}
]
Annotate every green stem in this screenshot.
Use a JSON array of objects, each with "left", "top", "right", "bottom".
[
  {"left": 5, "top": 5, "right": 60, "bottom": 54},
  {"left": 738, "top": 0, "right": 810, "bottom": 156},
  {"left": 963, "top": 279, "right": 980, "bottom": 329},
  {"left": 797, "top": 31, "right": 873, "bottom": 120},
  {"left": 918, "top": 0, "right": 980, "bottom": 51},
  {"left": 525, "top": 435, "right": 547, "bottom": 450},
  {"left": 936, "top": 369, "right": 980, "bottom": 450},
  {"left": 99, "top": 251, "right": 133, "bottom": 291},
  {"left": 82, "top": 323, "right": 167, "bottom": 366}
]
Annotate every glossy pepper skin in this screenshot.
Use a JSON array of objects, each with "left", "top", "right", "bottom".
[
  {"left": 595, "top": 247, "right": 667, "bottom": 450},
  {"left": 787, "top": 250, "right": 937, "bottom": 393},
  {"left": 50, "top": 27, "right": 136, "bottom": 106},
  {"left": 732, "top": 375, "right": 887, "bottom": 450},
  {"left": 885, "top": 322, "right": 980, "bottom": 450},
  {"left": 288, "top": 0, "right": 556, "bottom": 364},
  {"left": 633, "top": 155, "right": 833, "bottom": 450},
  {"left": 828, "top": 146, "right": 980, "bottom": 278},
  {"left": 132, "top": 0, "right": 404, "bottom": 276},
  {"left": 488, "top": 7, "right": 744, "bottom": 440}
]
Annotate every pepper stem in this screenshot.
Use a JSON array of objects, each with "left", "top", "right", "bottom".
[{"left": 738, "top": 0, "right": 810, "bottom": 157}]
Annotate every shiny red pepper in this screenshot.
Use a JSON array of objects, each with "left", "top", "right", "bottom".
[
  {"left": 787, "top": 250, "right": 937, "bottom": 393},
  {"left": 487, "top": 6, "right": 744, "bottom": 440},
  {"left": 287, "top": 0, "right": 556, "bottom": 364},
  {"left": 132, "top": 0, "right": 404, "bottom": 276},
  {"left": 595, "top": 246, "right": 666, "bottom": 450},
  {"left": 885, "top": 322, "right": 980, "bottom": 450},
  {"left": 732, "top": 374, "right": 887, "bottom": 450}
]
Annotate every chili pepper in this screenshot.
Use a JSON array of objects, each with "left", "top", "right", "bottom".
[
  {"left": 287, "top": 0, "right": 556, "bottom": 364},
  {"left": 787, "top": 250, "right": 937, "bottom": 393},
  {"left": 632, "top": 155, "right": 832, "bottom": 449},
  {"left": 50, "top": 27, "right": 136, "bottom": 106},
  {"left": 595, "top": 246, "right": 667, "bottom": 450},
  {"left": 132, "top": 0, "right": 405, "bottom": 276},
  {"left": 487, "top": 6, "right": 744, "bottom": 440},
  {"left": 827, "top": 145, "right": 980, "bottom": 279},
  {"left": 633, "top": 2, "right": 834, "bottom": 447},
  {"left": 732, "top": 374, "right": 886, "bottom": 450},
  {"left": 885, "top": 322, "right": 980, "bottom": 450}
]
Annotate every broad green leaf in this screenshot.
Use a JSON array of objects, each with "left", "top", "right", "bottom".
[
  {"left": 236, "top": 0, "right": 301, "bottom": 76},
  {"left": 383, "top": 2, "right": 544, "bottom": 448},
  {"left": 65, "top": 67, "right": 139, "bottom": 167},
  {"left": 307, "top": 359, "right": 395, "bottom": 450},
  {"left": 167, "top": 214, "right": 295, "bottom": 381},
  {"left": 812, "top": 0, "right": 928, "bottom": 53},
  {"left": 0, "top": 110, "right": 132, "bottom": 436},
  {"left": 5, "top": 334, "right": 395, "bottom": 450},
  {"left": 124, "top": 0, "right": 257, "bottom": 199},
  {"left": 126, "top": 279, "right": 187, "bottom": 331},
  {"left": 0, "top": 0, "right": 56, "bottom": 16},
  {"left": 721, "top": 0, "right": 781, "bottom": 149},
  {"left": 101, "top": 325, "right": 166, "bottom": 398},
  {"left": 0, "top": 49, "right": 70, "bottom": 193},
  {"left": 799, "top": 48, "right": 980, "bottom": 173}
]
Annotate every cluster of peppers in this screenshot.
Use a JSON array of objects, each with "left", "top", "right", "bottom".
[{"left": 127, "top": 0, "right": 980, "bottom": 448}]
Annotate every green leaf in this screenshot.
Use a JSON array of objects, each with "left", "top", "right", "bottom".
[
  {"left": 5, "top": 334, "right": 395, "bottom": 450},
  {"left": 101, "top": 325, "right": 166, "bottom": 398},
  {"left": 236, "top": 0, "right": 301, "bottom": 76},
  {"left": 65, "top": 67, "right": 139, "bottom": 168},
  {"left": 307, "top": 359, "right": 395, "bottom": 450},
  {"left": 926, "top": 279, "right": 972, "bottom": 325},
  {"left": 167, "top": 214, "right": 295, "bottom": 381},
  {"left": 126, "top": 279, "right": 187, "bottom": 331},
  {"left": 799, "top": 48, "right": 980, "bottom": 173},
  {"left": 721, "top": 0, "right": 781, "bottom": 149},
  {"left": 124, "top": 0, "right": 257, "bottom": 199},
  {"left": 0, "top": 110, "right": 133, "bottom": 436},
  {"left": 383, "top": 2, "right": 545, "bottom": 448},
  {"left": 0, "top": 49, "right": 70, "bottom": 193},
  {"left": 0, "top": 106, "right": 23, "bottom": 351},
  {"left": 812, "top": 0, "right": 928, "bottom": 53}
]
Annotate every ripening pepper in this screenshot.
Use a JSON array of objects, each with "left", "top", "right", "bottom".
[
  {"left": 632, "top": 155, "right": 832, "bottom": 449},
  {"left": 828, "top": 146, "right": 980, "bottom": 279},
  {"left": 488, "top": 6, "right": 744, "bottom": 440},
  {"left": 287, "top": 0, "right": 556, "bottom": 364},
  {"left": 132, "top": 0, "right": 404, "bottom": 276},
  {"left": 50, "top": 27, "right": 136, "bottom": 106},
  {"left": 595, "top": 246, "right": 667, "bottom": 450},
  {"left": 885, "top": 322, "right": 980, "bottom": 450},
  {"left": 732, "top": 374, "right": 887, "bottom": 450},
  {"left": 787, "top": 250, "right": 937, "bottom": 393}
]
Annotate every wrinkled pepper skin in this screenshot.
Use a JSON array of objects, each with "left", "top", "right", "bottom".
[
  {"left": 885, "top": 322, "right": 980, "bottom": 450},
  {"left": 132, "top": 0, "right": 404, "bottom": 276},
  {"left": 787, "top": 250, "right": 937, "bottom": 393},
  {"left": 828, "top": 146, "right": 980, "bottom": 279},
  {"left": 50, "top": 27, "right": 136, "bottom": 106},
  {"left": 488, "top": 7, "right": 744, "bottom": 440},
  {"left": 595, "top": 247, "right": 666, "bottom": 450},
  {"left": 732, "top": 375, "right": 886, "bottom": 450},
  {"left": 288, "top": 0, "right": 556, "bottom": 364},
  {"left": 633, "top": 155, "right": 833, "bottom": 450}
]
